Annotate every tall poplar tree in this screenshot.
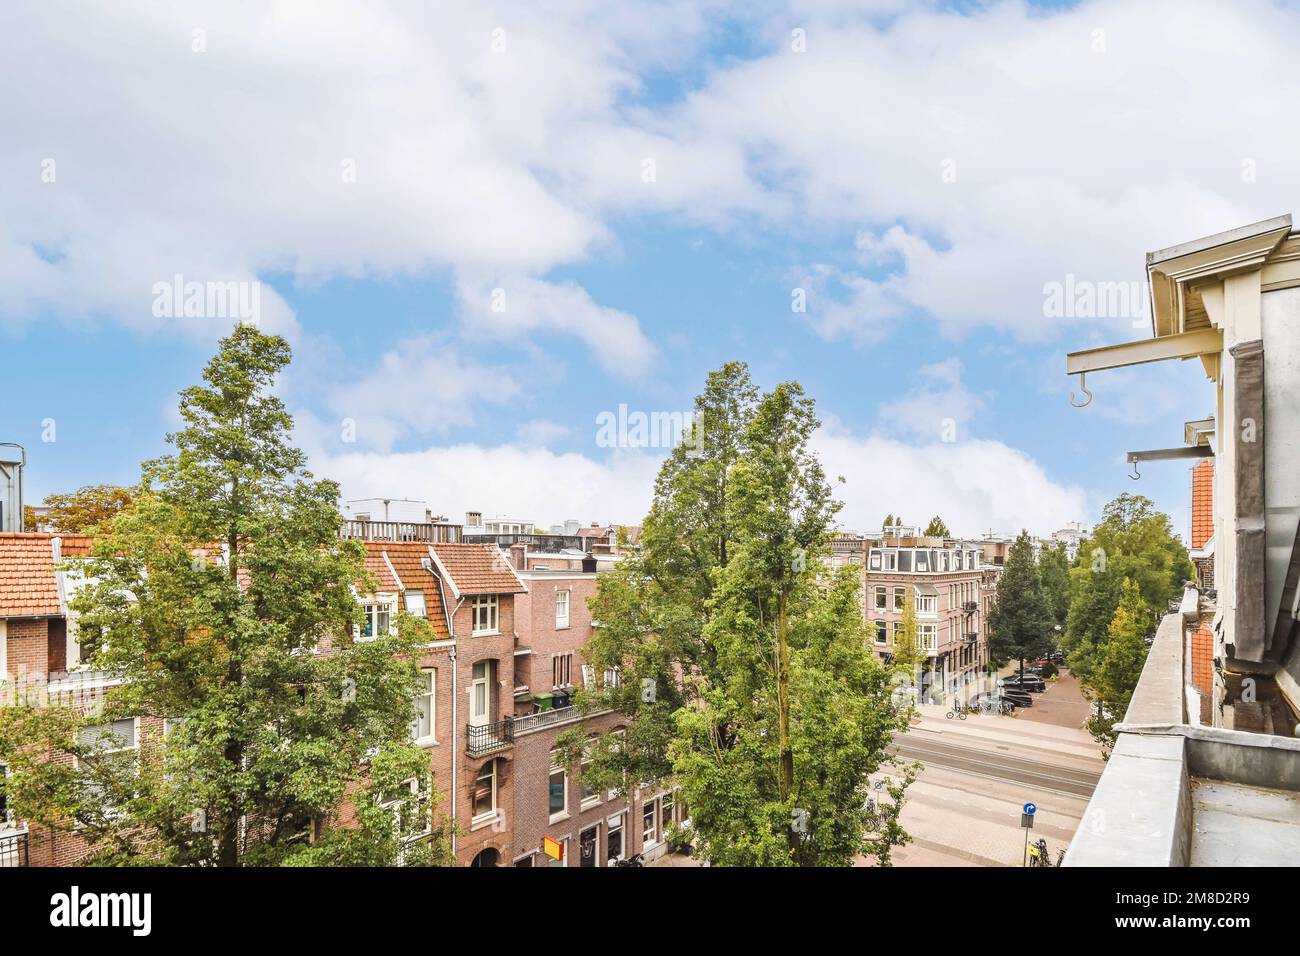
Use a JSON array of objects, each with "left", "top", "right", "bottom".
[
  {"left": 572, "top": 363, "right": 913, "bottom": 867},
  {"left": 987, "top": 531, "right": 1052, "bottom": 676}
]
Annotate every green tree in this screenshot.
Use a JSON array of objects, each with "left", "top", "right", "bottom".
[
  {"left": 922, "top": 516, "right": 950, "bottom": 537},
  {"left": 1084, "top": 579, "right": 1151, "bottom": 752},
  {"left": 1038, "top": 541, "right": 1071, "bottom": 636},
  {"left": 1063, "top": 495, "right": 1189, "bottom": 683},
  {"left": 0, "top": 326, "right": 452, "bottom": 866},
  {"left": 987, "top": 531, "right": 1052, "bottom": 675},
  {"left": 890, "top": 588, "right": 923, "bottom": 687},
  {"left": 882, "top": 514, "right": 895, "bottom": 531},
  {"left": 574, "top": 363, "right": 912, "bottom": 867}
]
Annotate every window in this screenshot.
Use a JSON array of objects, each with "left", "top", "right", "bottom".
[
  {"left": 606, "top": 813, "right": 625, "bottom": 863},
  {"left": 470, "top": 661, "right": 491, "bottom": 726},
  {"left": 359, "top": 597, "right": 396, "bottom": 639},
  {"left": 381, "top": 777, "right": 431, "bottom": 843},
  {"left": 580, "top": 738, "right": 600, "bottom": 807},
  {"left": 920, "top": 625, "right": 937, "bottom": 652},
  {"left": 77, "top": 719, "right": 139, "bottom": 810},
  {"left": 472, "top": 595, "right": 499, "bottom": 635},
  {"left": 874, "top": 586, "right": 886, "bottom": 610},
  {"left": 883, "top": 551, "right": 898, "bottom": 571},
  {"left": 873, "top": 621, "right": 887, "bottom": 645},
  {"left": 549, "top": 751, "right": 568, "bottom": 821},
  {"left": 918, "top": 594, "right": 936, "bottom": 614},
  {"left": 579, "top": 825, "right": 599, "bottom": 867},
  {"left": 602, "top": 667, "right": 621, "bottom": 690},
  {"left": 893, "top": 587, "right": 905, "bottom": 610},
  {"left": 0, "top": 762, "right": 10, "bottom": 827},
  {"left": 892, "top": 621, "right": 903, "bottom": 642},
  {"left": 643, "top": 801, "right": 657, "bottom": 846},
  {"left": 472, "top": 760, "right": 498, "bottom": 820},
  {"left": 555, "top": 590, "right": 570, "bottom": 628},
  {"left": 411, "top": 670, "right": 436, "bottom": 744},
  {"left": 0, "top": 620, "right": 7, "bottom": 680},
  {"left": 405, "top": 590, "right": 427, "bottom": 618},
  {"left": 915, "top": 551, "right": 929, "bottom": 572},
  {"left": 552, "top": 653, "right": 572, "bottom": 689},
  {"left": 662, "top": 791, "right": 675, "bottom": 831},
  {"left": 869, "top": 551, "right": 881, "bottom": 570}
]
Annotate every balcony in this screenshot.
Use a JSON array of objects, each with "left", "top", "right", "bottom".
[
  {"left": 341, "top": 520, "right": 462, "bottom": 543},
  {"left": 961, "top": 601, "right": 979, "bottom": 614},
  {"left": 0, "top": 828, "right": 29, "bottom": 867},
  {"left": 512, "top": 705, "right": 579, "bottom": 735},
  {"left": 964, "top": 632, "right": 979, "bottom": 644},
  {"left": 466, "top": 718, "right": 514, "bottom": 757},
  {"left": 462, "top": 533, "right": 590, "bottom": 553}
]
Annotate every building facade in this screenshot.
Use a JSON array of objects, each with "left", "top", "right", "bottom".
[{"left": 862, "top": 535, "right": 992, "bottom": 699}]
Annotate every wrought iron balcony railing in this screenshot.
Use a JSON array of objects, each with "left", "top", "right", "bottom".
[
  {"left": 466, "top": 718, "right": 515, "bottom": 757},
  {"left": 0, "top": 828, "right": 30, "bottom": 867}
]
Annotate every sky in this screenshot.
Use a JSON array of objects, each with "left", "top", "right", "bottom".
[{"left": 2, "top": 0, "right": 1297, "bottom": 541}]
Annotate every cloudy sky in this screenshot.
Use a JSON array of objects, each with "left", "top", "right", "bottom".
[{"left": 4, "top": 0, "right": 1296, "bottom": 539}]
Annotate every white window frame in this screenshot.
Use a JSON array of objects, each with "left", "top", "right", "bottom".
[
  {"left": 471, "top": 595, "right": 499, "bottom": 636},
  {"left": 357, "top": 594, "right": 398, "bottom": 641},
  {"left": 873, "top": 621, "right": 887, "bottom": 645},
  {"left": 555, "top": 589, "right": 570, "bottom": 629},
  {"left": 602, "top": 666, "right": 621, "bottom": 690},
  {"left": 605, "top": 811, "right": 626, "bottom": 865},
  {"left": 917, "top": 594, "right": 937, "bottom": 615},
  {"left": 883, "top": 551, "right": 898, "bottom": 571},
  {"left": 643, "top": 797, "right": 659, "bottom": 847},
  {"left": 552, "top": 653, "right": 572, "bottom": 689},
  {"left": 0, "top": 619, "right": 7, "bottom": 681},
  {"left": 411, "top": 669, "right": 436, "bottom": 745},
  {"left": 893, "top": 587, "right": 905, "bottom": 611},
  {"left": 873, "top": 586, "right": 886, "bottom": 610},
  {"left": 405, "top": 590, "right": 427, "bottom": 618},
  {"left": 471, "top": 760, "right": 498, "bottom": 824},
  {"left": 919, "top": 624, "right": 937, "bottom": 652}
]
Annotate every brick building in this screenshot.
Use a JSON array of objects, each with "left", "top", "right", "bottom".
[
  {"left": 1, "top": 517, "right": 676, "bottom": 868},
  {"left": 863, "top": 535, "right": 993, "bottom": 699}
]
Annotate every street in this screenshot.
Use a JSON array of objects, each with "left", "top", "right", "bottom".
[{"left": 870, "top": 669, "right": 1105, "bottom": 867}]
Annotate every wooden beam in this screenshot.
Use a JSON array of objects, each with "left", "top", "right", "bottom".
[{"left": 1066, "top": 328, "right": 1223, "bottom": 375}]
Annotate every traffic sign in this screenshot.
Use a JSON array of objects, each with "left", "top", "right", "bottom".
[{"left": 1023, "top": 802, "right": 1037, "bottom": 815}]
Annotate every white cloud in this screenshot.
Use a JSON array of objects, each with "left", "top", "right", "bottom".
[
  {"left": 322, "top": 335, "right": 520, "bottom": 451},
  {"left": 316, "top": 444, "right": 664, "bottom": 528},
  {"left": 816, "top": 431, "right": 1090, "bottom": 540},
  {"left": 515, "top": 419, "right": 572, "bottom": 445},
  {"left": 456, "top": 276, "right": 657, "bottom": 375},
  {"left": 876, "top": 357, "right": 986, "bottom": 441}
]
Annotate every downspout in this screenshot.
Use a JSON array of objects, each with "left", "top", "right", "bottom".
[{"left": 449, "top": 594, "right": 465, "bottom": 861}]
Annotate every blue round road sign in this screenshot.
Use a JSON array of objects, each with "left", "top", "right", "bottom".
[{"left": 1023, "top": 802, "right": 1037, "bottom": 815}]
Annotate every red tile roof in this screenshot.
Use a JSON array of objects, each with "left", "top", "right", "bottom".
[
  {"left": 359, "top": 541, "right": 451, "bottom": 639},
  {"left": 431, "top": 542, "right": 526, "bottom": 596},
  {"left": 0, "top": 533, "right": 93, "bottom": 618},
  {"left": 1191, "top": 459, "right": 1214, "bottom": 550}
]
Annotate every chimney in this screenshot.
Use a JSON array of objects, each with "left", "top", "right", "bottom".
[
  {"left": 510, "top": 543, "right": 526, "bottom": 570},
  {"left": 466, "top": 510, "right": 482, "bottom": 527}
]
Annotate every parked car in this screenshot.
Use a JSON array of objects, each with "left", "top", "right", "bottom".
[
  {"left": 972, "top": 693, "right": 1016, "bottom": 715},
  {"left": 997, "top": 687, "right": 1034, "bottom": 707},
  {"left": 1002, "top": 675, "right": 1046, "bottom": 693}
]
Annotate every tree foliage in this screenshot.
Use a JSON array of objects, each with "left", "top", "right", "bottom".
[
  {"left": 29, "top": 484, "right": 137, "bottom": 533},
  {"left": 0, "top": 326, "right": 452, "bottom": 866},
  {"left": 922, "top": 516, "right": 950, "bottom": 537},
  {"left": 576, "top": 362, "right": 912, "bottom": 866},
  {"left": 1062, "top": 494, "right": 1189, "bottom": 683},
  {"left": 1084, "top": 579, "right": 1151, "bottom": 753},
  {"left": 1037, "top": 541, "right": 1071, "bottom": 636},
  {"left": 987, "top": 531, "right": 1051, "bottom": 671}
]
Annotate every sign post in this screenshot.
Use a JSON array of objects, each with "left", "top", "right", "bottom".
[{"left": 1021, "top": 802, "right": 1036, "bottom": 867}]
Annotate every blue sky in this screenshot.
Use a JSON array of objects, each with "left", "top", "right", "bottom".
[{"left": 2, "top": 0, "right": 1292, "bottom": 540}]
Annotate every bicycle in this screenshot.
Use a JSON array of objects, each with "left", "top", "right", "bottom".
[{"left": 945, "top": 698, "right": 970, "bottom": 720}]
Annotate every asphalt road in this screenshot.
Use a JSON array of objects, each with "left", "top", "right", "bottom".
[{"left": 891, "top": 732, "right": 1101, "bottom": 798}]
